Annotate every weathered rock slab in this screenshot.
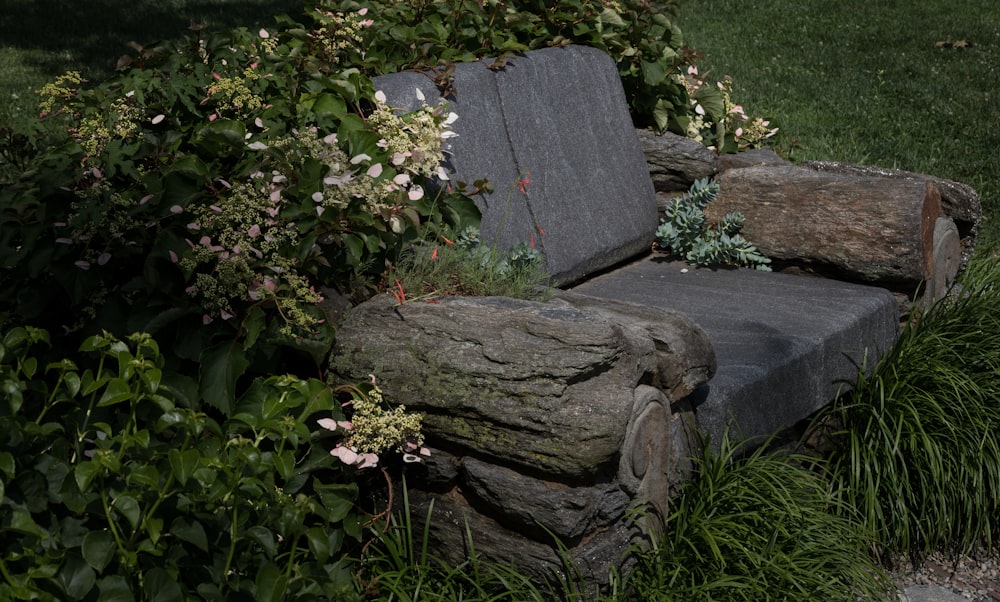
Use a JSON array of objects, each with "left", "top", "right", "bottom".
[
  {"left": 571, "top": 258, "right": 899, "bottom": 443},
  {"left": 373, "top": 45, "right": 658, "bottom": 287},
  {"left": 330, "top": 293, "right": 713, "bottom": 480},
  {"left": 635, "top": 128, "right": 718, "bottom": 192}
]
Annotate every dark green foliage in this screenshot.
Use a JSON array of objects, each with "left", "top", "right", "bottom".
[{"left": 0, "top": 326, "right": 366, "bottom": 600}]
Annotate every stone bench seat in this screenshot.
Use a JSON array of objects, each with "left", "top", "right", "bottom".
[{"left": 329, "top": 45, "right": 898, "bottom": 585}]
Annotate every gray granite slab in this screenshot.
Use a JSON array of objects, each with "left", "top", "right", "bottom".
[
  {"left": 572, "top": 258, "right": 899, "bottom": 442},
  {"left": 373, "top": 45, "right": 658, "bottom": 286}
]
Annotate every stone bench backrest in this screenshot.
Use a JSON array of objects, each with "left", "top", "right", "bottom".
[{"left": 373, "top": 45, "right": 657, "bottom": 286}]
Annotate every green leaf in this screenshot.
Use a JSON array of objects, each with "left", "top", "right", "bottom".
[
  {"left": 170, "top": 517, "right": 209, "bottom": 552},
  {"left": 165, "top": 153, "right": 211, "bottom": 181},
  {"left": 314, "top": 482, "right": 358, "bottom": 523},
  {"left": 141, "top": 367, "right": 162, "bottom": 393},
  {"left": 243, "top": 306, "right": 267, "bottom": 351},
  {"left": 168, "top": 448, "right": 200, "bottom": 485},
  {"left": 74, "top": 461, "right": 102, "bottom": 492},
  {"left": 56, "top": 555, "right": 96, "bottom": 599},
  {"left": 342, "top": 233, "right": 364, "bottom": 266},
  {"left": 97, "top": 575, "right": 134, "bottom": 601},
  {"left": 80, "top": 334, "right": 110, "bottom": 352},
  {"left": 305, "top": 526, "right": 344, "bottom": 564},
  {"left": 641, "top": 59, "right": 667, "bottom": 87},
  {"left": 247, "top": 525, "right": 276, "bottom": 558},
  {"left": 126, "top": 463, "right": 160, "bottom": 489},
  {"left": 112, "top": 495, "right": 141, "bottom": 531},
  {"left": 194, "top": 119, "right": 248, "bottom": 157},
  {"left": 199, "top": 342, "right": 250, "bottom": 416},
  {"left": 82, "top": 530, "right": 116, "bottom": 572},
  {"left": 97, "top": 377, "right": 134, "bottom": 407},
  {"left": 0, "top": 451, "right": 14, "bottom": 478},
  {"left": 272, "top": 450, "right": 295, "bottom": 481},
  {"left": 598, "top": 6, "right": 626, "bottom": 28},
  {"left": 143, "top": 567, "right": 183, "bottom": 602},
  {"left": 64, "top": 371, "right": 82, "bottom": 397},
  {"left": 21, "top": 356, "right": 37, "bottom": 379},
  {"left": 9, "top": 509, "right": 48, "bottom": 538},
  {"left": 310, "top": 92, "right": 347, "bottom": 119},
  {"left": 255, "top": 562, "right": 288, "bottom": 602}
]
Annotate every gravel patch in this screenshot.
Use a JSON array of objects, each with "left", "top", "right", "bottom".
[{"left": 892, "top": 550, "right": 1000, "bottom": 601}]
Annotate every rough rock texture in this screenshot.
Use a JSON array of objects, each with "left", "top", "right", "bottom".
[
  {"left": 801, "top": 160, "right": 982, "bottom": 271},
  {"left": 635, "top": 128, "right": 718, "bottom": 192},
  {"left": 329, "top": 292, "right": 715, "bottom": 584}
]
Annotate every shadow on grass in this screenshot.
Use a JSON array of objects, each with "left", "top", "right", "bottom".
[{"left": 0, "top": 0, "right": 302, "bottom": 80}]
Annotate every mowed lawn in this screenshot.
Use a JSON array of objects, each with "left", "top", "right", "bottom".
[{"left": 677, "top": 0, "right": 1000, "bottom": 252}]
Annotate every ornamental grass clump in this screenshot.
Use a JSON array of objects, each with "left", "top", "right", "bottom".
[
  {"left": 625, "top": 432, "right": 895, "bottom": 602},
  {"left": 819, "top": 258, "right": 1000, "bottom": 560}
]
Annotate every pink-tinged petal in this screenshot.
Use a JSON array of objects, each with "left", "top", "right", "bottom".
[
  {"left": 331, "top": 446, "right": 359, "bottom": 465},
  {"left": 420, "top": 447, "right": 431, "bottom": 457},
  {"left": 407, "top": 186, "right": 424, "bottom": 201},
  {"left": 186, "top": 223, "right": 200, "bottom": 230},
  {"left": 74, "top": 260, "right": 90, "bottom": 270},
  {"left": 311, "top": 192, "right": 324, "bottom": 203},
  {"left": 212, "top": 72, "right": 221, "bottom": 80},
  {"left": 366, "top": 163, "right": 383, "bottom": 178},
  {"left": 199, "top": 236, "right": 212, "bottom": 246},
  {"left": 337, "top": 420, "right": 353, "bottom": 430},
  {"left": 169, "top": 250, "right": 179, "bottom": 263},
  {"left": 402, "top": 453, "right": 422, "bottom": 463},
  {"left": 258, "top": 28, "right": 270, "bottom": 39},
  {"left": 220, "top": 310, "right": 234, "bottom": 321},
  {"left": 209, "top": 114, "right": 218, "bottom": 122},
  {"left": 316, "top": 418, "right": 339, "bottom": 431},
  {"left": 358, "top": 7, "right": 368, "bottom": 15},
  {"left": 358, "top": 453, "right": 379, "bottom": 469},
  {"left": 139, "top": 194, "right": 154, "bottom": 205},
  {"left": 170, "top": 205, "right": 184, "bottom": 214},
  {"left": 255, "top": 118, "right": 265, "bottom": 128},
  {"left": 391, "top": 152, "right": 406, "bottom": 165},
  {"left": 97, "top": 253, "right": 111, "bottom": 266},
  {"left": 248, "top": 224, "right": 261, "bottom": 238},
  {"left": 350, "top": 153, "right": 371, "bottom": 165},
  {"left": 91, "top": 168, "right": 103, "bottom": 179},
  {"left": 202, "top": 314, "right": 213, "bottom": 325},
  {"left": 151, "top": 114, "right": 165, "bottom": 125},
  {"left": 374, "top": 90, "right": 387, "bottom": 103},
  {"left": 55, "top": 238, "right": 73, "bottom": 244}
]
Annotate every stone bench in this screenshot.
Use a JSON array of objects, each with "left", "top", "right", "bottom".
[{"left": 329, "top": 45, "right": 898, "bottom": 585}]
